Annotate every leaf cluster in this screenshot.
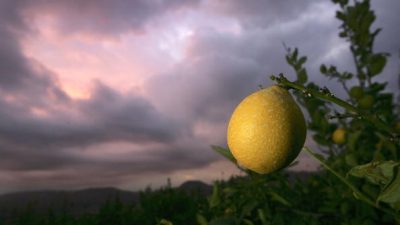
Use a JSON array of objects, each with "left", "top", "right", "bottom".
[{"left": 211, "top": 0, "right": 400, "bottom": 224}]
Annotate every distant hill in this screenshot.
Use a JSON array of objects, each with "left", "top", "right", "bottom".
[
  {"left": 178, "top": 180, "right": 213, "bottom": 196},
  {"left": 0, "top": 173, "right": 315, "bottom": 220},
  {"left": 0, "top": 181, "right": 213, "bottom": 220},
  {"left": 0, "top": 187, "right": 139, "bottom": 220}
]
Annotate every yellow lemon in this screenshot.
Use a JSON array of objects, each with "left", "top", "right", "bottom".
[
  {"left": 332, "top": 128, "right": 346, "bottom": 144},
  {"left": 227, "top": 85, "right": 307, "bottom": 174}
]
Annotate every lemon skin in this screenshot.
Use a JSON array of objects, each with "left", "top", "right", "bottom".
[
  {"left": 358, "top": 95, "right": 374, "bottom": 109},
  {"left": 349, "top": 86, "right": 364, "bottom": 100},
  {"left": 332, "top": 128, "right": 346, "bottom": 144},
  {"left": 227, "top": 85, "right": 307, "bottom": 174}
]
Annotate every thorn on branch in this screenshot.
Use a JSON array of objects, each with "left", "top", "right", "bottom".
[
  {"left": 319, "top": 86, "right": 335, "bottom": 97},
  {"left": 327, "top": 112, "right": 357, "bottom": 120},
  {"left": 302, "top": 90, "right": 312, "bottom": 98}
]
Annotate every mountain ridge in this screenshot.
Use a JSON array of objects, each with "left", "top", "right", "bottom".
[{"left": 0, "top": 171, "right": 316, "bottom": 220}]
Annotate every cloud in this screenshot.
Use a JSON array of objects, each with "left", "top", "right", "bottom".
[
  {"left": 145, "top": 1, "right": 343, "bottom": 125},
  {"left": 205, "top": 0, "right": 320, "bottom": 29},
  {"left": 0, "top": 1, "right": 69, "bottom": 104},
  {"left": 371, "top": 0, "right": 400, "bottom": 53},
  {"left": 371, "top": 0, "right": 400, "bottom": 92},
  {"left": 77, "top": 81, "right": 181, "bottom": 144},
  {"left": 23, "top": 0, "right": 201, "bottom": 38},
  {"left": 0, "top": 0, "right": 206, "bottom": 192},
  {"left": 0, "top": 0, "right": 399, "bottom": 193},
  {"left": 0, "top": 80, "right": 184, "bottom": 168}
]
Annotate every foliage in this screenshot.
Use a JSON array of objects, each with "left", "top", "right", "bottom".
[
  {"left": 0, "top": 186, "right": 205, "bottom": 225},
  {"left": 207, "top": 0, "right": 400, "bottom": 224}
]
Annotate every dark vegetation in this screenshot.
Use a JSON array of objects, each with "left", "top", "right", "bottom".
[
  {"left": 0, "top": 181, "right": 207, "bottom": 225},
  {"left": 0, "top": 172, "right": 312, "bottom": 225}
]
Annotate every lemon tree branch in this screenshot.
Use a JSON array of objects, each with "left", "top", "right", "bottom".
[{"left": 271, "top": 74, "right": 396, "bottom": 138}]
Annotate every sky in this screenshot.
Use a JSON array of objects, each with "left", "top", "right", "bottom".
[{"left": 0, "top": 0, "right": 399, "bottom": 194}]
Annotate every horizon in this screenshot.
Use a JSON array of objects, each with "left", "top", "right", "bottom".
[{"left": 0, "top": 170, "right": 319, "bottom": 196}]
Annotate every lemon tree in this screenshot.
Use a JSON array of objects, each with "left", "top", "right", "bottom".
[
  {"left": 227, "top": 85, "right": 306, "bottom": 174},
  {"left": 209, "top": 0, "right": 400, "bottom": 224}
]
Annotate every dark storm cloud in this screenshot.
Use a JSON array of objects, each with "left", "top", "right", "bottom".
[
  {"left": 0, "top": 136, "right": 214, "bottom": 191},
  {"left": 2, "top": 143, "right": 213, "bottom": 191},
  {"left": 0, "top": 1, "right": 187, "bottom": 179},
  {"left": 0, "top": 0, "right": 399, "bottom": 193},
  {"left": 77, "top": 81, "right": 180, "bottom": 144},
  {"left": 0, "top": 0, "right": 189, "bottom": 180},
  {"left": 146, "top": 1, "right": 342, "bottom": 126},
  {"left": 371, "top": 1, "right": 400, "bottom": 92},
  {"left": 0, "top": 81, "right": 182, "bottom": 171},
  {"left": 0, "top": 0, "right": 70, "bottom": 103},
  {"left": 206, "top": 0, "right": 400, "bottom": 94},
  {"left": 371, "top": 0, "right": 400, "bottom": 53},
  {"left": 145, "top": 49, "right": 265, "bottom": 125},
  {"left": 208, "top": 0, "right": 320, "bottom": 29}
]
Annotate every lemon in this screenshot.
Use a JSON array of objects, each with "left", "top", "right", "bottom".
[
  {"left": 332, "top": 128, "right": 346, "bottom": 144},
  {"left": 227, "top": 85, "right": 306, "bottom": 174},
  {"left": 358, "top": 95, "right": 374, "bottom": 109},
  {"left": 349, "top": 86, "right": 364, "bottom": 100}
]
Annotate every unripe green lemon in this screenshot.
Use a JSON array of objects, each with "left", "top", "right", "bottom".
[
  {"left": 332, "top": 128, "right": 346, "bottom": 144},
  {"left": 358, "top": 95, "right": 374, "bottom": 109},
  {"left": 349, "top": 86, "right": 364, "bottom": 100},
  {"left": 227, "top": 85, "right": 306, "bottom": 174}
]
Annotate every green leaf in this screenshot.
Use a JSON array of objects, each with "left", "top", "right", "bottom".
[
  {"left": 347, "top": 130, "right": 362, "bottom": 152},
  {"left": 268, "top": 191, "right": 292, "bottom": 207},
  {"left": 345, "top": 154, "right": 358, "bottom": 167},
  {"left": 291, "top": 48, "right": 298, "bottom": 62},
  {"left": 257, "top": 209, "right": 268, "bottom": 225},
  {"left": 377, "top": 164, "right": 400, "bottom": 207},
  {"left": 285, "top": 55, "right": 292, "bottom": 65},
  {"left": 196, "top": 214, "right": 208, "bottom": 225},
  {"left": 297, "top": 68, "right": 308, "bottom": 84},
  {"left": 211, "top": 145, "right": 236, "bottom": 163},
  {"left": 348, "top": 161, "right": 399, "bottom": 187},
  {"left": 320, "top": 64, "right": 327, "bottom": 74},
  {"left": 336, "top": 11, "right": 346, "bottom": 21},
  {"left": 209, "top": 184, "right": 221, "bottom": 208},
  {"left": 240, "top": 200, "right": 258, "bottom": 219},
  {"left": 368, "top": 54, "right": 387, "bottom": 76},
  {"left": 298, "top": 56, "right": 307, "bottom": 65}
]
